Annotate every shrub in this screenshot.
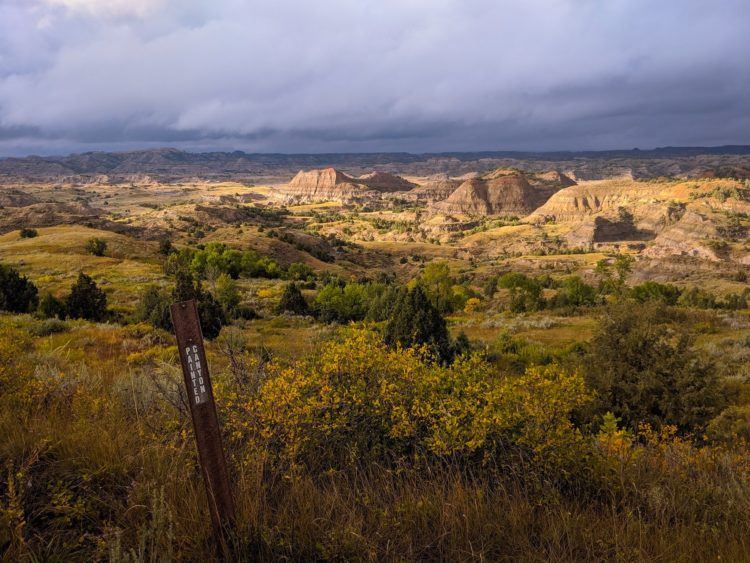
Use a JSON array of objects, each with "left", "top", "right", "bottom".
[
  {"left": 418, "top": 262, "right": 462, "bottom": 314},
  {"left": 19, "top": 227, "right": 38, "bottom": 239},
  {"left": 631, "top": 281, "right": 681, "bottom": 305},
  {"left": 170, "top": 242, "right": 282, "bottom": 280},
  {"left": 366, "top": 284, "right": 406, "bottom": 322},
  {"left": 29, "top": 318, "right": 68, "bottom": 337},
  {"left": 286, "top": 262, "right": 314, "bottom": 281},
  {"left": 497, "top": 272, "right": 545, "bottom": 312},
  {"left": 277, "top": 282, "right": 309, "bottom": 316},
  {"left": 66, "top": 272, "right": 108, "bottom": 321},
  {"left": 85, "top": 237, "right": 107, "bottom": 257},
  {"left": 464, "top": 297, "right": 482, "bottom": 313},
  {"left": 553, "top": 276, "right": 597, "bottom": 308},
  {"left": 38, "top": 292, "right": 66, "bottom": 319},
  {"left": 707, "top": 405, "right": 750, "bottom": 444},
  {"left": 243, "top": 329, "right": 589, "bottom": 469},
  {"left": 158, "top": 238, "right": 174, "bottom": 256},
  {"left": 0, "top": 263, "right": 38, "bottom": 313},
  {"left": 678, "top": 286, "right": 717, "bottom": 308},
  {"left": 585, "top": 302, "right": 725, "bottom": 432},
  {"left": 135, "top": 285, "right": 173, "bottom": 331}
]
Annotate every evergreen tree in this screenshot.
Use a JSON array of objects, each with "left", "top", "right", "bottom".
[
  {"left": 171, "top": 269, "right": 225, "bottom": 339},
  {"left": 277, "top": 282, "right": 309, "bottom": 315},
  {"left": 586, "top": 301, "right": 725, "bottom": 432},
  {"left": 0, "top": 264, "right": 38, "bottom": 313},
  {"left": 66, "top": 272, "right": 107, "bottom": 321},
  {"left": 384, "top": 285, "right": 452, "bottom": 363}
]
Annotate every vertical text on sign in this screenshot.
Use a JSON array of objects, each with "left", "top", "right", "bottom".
[{"left": 185, "top": 344, "right": 208, "bottom": 405}]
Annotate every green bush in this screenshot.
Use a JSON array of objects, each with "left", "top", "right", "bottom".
[
  {"left": 286, "top": 262, "right": 315, "bottom": 281},
  {"left": 314, "top": 282, "right": 384, "bottom": 323},
  {"left": 631, "top": 281, "right": 681, "bottom": 305},
  {"left": 277, "top": 282, "right": 309, "bottom": 316},
  {"left": 19, "top": 227, "right": 38, "bottom": 239},
  {"left": 171, "top": 270, "right": 226, "bottom": 339},
  {"left": 497, "top": 272, "right": 545, "bottom": 312},
  {"left": 215, "top": 273, "right": 241, "bottom": 316},
  {"left": 585, "top": 302, "right": 725, "bottom": 432},
  {"left": 0, "top": 263, "right": 39, "bottom": 313},
  {"left": 85, "top": 237, "right": 107, "bottom": 257},
  {"left": 135, "top": 285, "right": 173, "bottom": 331},
  {"left": 38, "top": 292, "right": 66, "bottom": 319},
  {"left": 384, "top": 285, "right": 453, "bottom": 363},
  {"left": 677, "top": 286, "right": 716, "bottom": 308},
  {"left": 29, "top": 318, "right": 68, "bottom": 337},
  {"left": 66, "top": 272, "right": 107, "bottom": 321},
  {"left": 169, "top": 242, "right": 281, "bottom": 280},
  {"left": 553, "top": 276, "right": 597, "bottom": 308}
]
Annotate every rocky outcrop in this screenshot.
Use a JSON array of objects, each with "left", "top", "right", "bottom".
[
  {"left": 275, "top": 168, "right": 365, "bottom": 203},
  {"left": 358, "top": 172, "right": 416, "bottom": 192},
  {"left": 642, "top": 211, "right": 721, "bottom": 261},
  {"left": 529, "top": 181, "right": 651, "bottom": 222},
  {"left": 0, "top": 202, "right": 100, "bottom": 234},
  {"left": 405, "top": 173, "right": 462, "bottom": 203},
  {"left": 432, "top": 169, "right": 561, "bottom": 217},
  {"left": 565, "top": 215, "right": 655, "bottom": 247},
  {"left": 276, "top": 168, "right": 415, "bottom": 203},
  {"left": 0, "top": 190, "right": 39, "bottom": 208}
]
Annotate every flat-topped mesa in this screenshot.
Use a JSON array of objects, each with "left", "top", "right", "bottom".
[
  {"left": 277, "top": 167, "right": 415, "bottom": 203},
  {"left": 433, "top": 169, "right": 571, "bottom": 217}
]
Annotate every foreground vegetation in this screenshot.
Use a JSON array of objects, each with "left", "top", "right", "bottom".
[{"left": 2, "top": 295, "right": 750, "bottom": 560}]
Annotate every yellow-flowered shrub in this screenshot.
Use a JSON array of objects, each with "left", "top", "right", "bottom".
[{"left": 227, "top": 329, "right": 590, "bottom": 471}]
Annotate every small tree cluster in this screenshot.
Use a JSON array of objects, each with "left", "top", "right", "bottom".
[{"left": 136, "top": 269, "right": 227, "bottom": 338}]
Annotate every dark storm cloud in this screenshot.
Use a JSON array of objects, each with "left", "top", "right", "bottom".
[{"left": 0, "top": 0, "right": 748, "bottom": 156}]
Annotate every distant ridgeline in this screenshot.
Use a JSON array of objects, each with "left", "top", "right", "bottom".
[{"left": 1, "top": 145, "right": 749, "bottom": 183}]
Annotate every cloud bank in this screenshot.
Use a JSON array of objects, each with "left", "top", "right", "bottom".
[{"left": 0, "top": 0, "right": 748, "bottom": 155}]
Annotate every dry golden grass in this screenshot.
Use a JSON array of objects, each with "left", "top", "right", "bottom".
[{"left": 0, "top": 226, "right": 163, "bottom": 307}]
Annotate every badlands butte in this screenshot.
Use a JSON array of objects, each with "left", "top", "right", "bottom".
[{"left": 2, "top": 145, "right": 750, "bottom": 308}]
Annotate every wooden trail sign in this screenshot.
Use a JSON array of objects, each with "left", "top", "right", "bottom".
[{"left": 171, "top": 299, "right": 235, "bottom": 553}]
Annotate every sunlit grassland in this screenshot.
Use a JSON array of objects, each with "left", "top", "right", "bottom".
[
  {"left": 451, "top": 311, "right": 598, "bottom": 349},
  {"left": 0, "top": 226, "right": 164, "bottom": 309}
]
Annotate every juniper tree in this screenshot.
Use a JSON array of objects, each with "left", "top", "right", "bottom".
[
  {"left": 384, "top": 285, "right": 452, "bottom": 363},
  {"left": 66, "top": 272, "right": 107, "bottom": 321},
  {"left": 277, "top": 282, "right": 309, "bottom": 315},
  {"left": 0, "top": 264, "right": 38, "bottom": 313}
]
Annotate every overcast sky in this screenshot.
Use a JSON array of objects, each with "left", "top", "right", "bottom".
[{"left": 0, "top": 0, "right": 748, "bottom": 156}]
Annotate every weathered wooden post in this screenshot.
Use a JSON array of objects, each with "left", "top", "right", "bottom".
[{"left": 171, "top": 299, "right": 235, "bottom": 556}]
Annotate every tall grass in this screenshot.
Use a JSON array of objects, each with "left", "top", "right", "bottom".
[{"left": 1, "top": 316, "right": 750, "bottom": 561}]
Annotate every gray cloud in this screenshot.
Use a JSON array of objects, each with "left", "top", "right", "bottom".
[{"left": 0, "top": 0, "right": 748, "bottom": 156}]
